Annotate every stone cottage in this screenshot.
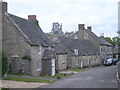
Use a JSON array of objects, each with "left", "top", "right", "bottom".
[
  {"left": 72, "top": 24, "right": 113, "bottom": 62},
  {"left": 59, "top": 37, "right": 101, "bottom": 68},
  {"left": 2, "top": 1, "right": 54, "bottom": 76},
  {"left": 54, "top": 43, "right": 67, "bottom": 71},
  {"left": 41, "top": 48, "right": 56, "bottom": 76}
]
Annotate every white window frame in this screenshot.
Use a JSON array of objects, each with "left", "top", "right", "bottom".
[
  {"left": 36, "top": 60, "right": 41, "bottom": 71},
  {"left": 38, "top": 45, "right": 42, "bottom": 54},
  {"left": 74, "top": 35, "right": 77, "bottom": 39},
  {"left": 74, "top": 49, "right": 78, "bottom": 56}
]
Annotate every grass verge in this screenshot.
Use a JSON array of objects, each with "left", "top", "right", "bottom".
[
  {"left": 4, "top": 76, "right": 54, "bottom": 83},
  {"left": 66, "top": 68, "right": 86, "bottom": 72},
  {"left": 41, "top": 73, "right": 73, "bottom": 79}
]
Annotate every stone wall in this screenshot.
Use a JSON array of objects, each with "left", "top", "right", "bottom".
[
  {"left": 41, "top": 59, "right": 51, "bottom": 76},
  {"left": 10, "top": 57, "right": 31, "bottom": 75},
  {"left": 66, "top": 55, "right": 73, "bottom": 69},
  {"left": 3, "top": 14, "right": 45, "bottom": 76},
  {"left": 58, "top": 54, "right": 67, "bottom": 71},
  {"left": 3, "top": 14, "right": 31, "bottom": 62},
  {"left": 80, "top": 55, "right": 101, "bottom": 68},
  {"left": 30, "top": 46, "right": 45, "bottom": 76}
]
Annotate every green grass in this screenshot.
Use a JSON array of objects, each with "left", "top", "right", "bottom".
[
  {"left": 1, "top": 88, "right": 9, "bottom": 90},
  {"left": 4, "top": 76, "right": 54, "bottom": 83},
  {"left": 66, "top": 68, "right": 86, "bottom": 72},
  {"left": 41, "top": 73, "right": 73, "bottom": 79}
]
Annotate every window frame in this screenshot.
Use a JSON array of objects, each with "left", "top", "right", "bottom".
[
  {"left": 36, "top": 60, "right": 41, "bottom": 71},
  {"left": 38, "top": 45, "right": 42, "bottom": 54}
]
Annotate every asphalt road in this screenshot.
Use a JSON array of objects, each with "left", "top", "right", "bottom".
[{"left": 41, "top": 65, "right": 118, "bottom": 88}]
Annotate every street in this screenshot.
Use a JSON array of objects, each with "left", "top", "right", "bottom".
[{"left": 41, "top": 65, "right": 118, "bottom": 88}]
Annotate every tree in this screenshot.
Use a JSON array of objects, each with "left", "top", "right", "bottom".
[
  {"left": 104, "top": 37, "right": 115, "bottom": 46},
  {"left": 104, "top": 36, "right": 120, "bottom": 46},
  {"left": 104, "top": 36, "right": 120, "bottom": 60}
]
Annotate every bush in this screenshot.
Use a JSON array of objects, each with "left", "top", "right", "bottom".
[
  {"left": 22, "top": 55, "right": 31, "bottom": 61},
  {"left": 2, "top": 51, "right": 8, "bottom": 78}
]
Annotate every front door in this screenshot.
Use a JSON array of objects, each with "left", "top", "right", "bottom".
[{"left": 51, "top": 59, "right": 55, "bottom": 76}]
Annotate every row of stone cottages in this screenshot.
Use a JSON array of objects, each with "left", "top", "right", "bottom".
[{"left": 2, "top": 1, "right": 113, "bottom": 76}]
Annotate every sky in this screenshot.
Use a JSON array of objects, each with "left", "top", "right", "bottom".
[{"left": 4, "top": 0, "right": 119, "bottom": 37}]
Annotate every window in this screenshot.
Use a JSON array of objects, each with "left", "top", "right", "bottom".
[
  {"left": 76, "top": 58, "right": 79, "bottom": 66},
  {"left": 38, "top": 45, "right": 42, "bottom": 54},
  {"left": 74, "top": 49, "right": 78, "bottom": 56},
  {"left": 36, "top": 60, "right": 41, "bottom": 71},
  {"left": 74, "top": 35, "right": 77, "bottom": 39},
  {"left": 84, "top": 34, "right": 88, "bottom": 39}
]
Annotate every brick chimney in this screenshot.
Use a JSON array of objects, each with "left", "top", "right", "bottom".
[
  {"left": 87, "top": 26, "right": 92, "bottom": 31},
  {"left": 28, "top": 15, "right": 36, "bottom": 21},
  {"left": 0, "top": 1, "right": 7, "bottom": 14},
  {"left": 78, "top": 24, "right": 85, "bottom": 30}
]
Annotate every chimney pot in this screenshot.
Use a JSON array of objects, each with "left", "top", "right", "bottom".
[
  {"left": 87, "top": 26, "right": 92, "bottom": 31},
  {"left": 78, "top": 24, "right": 85, "bottom": 30},
  {"left": 28, "top": 15, "right": 36, "bottom": 21}
]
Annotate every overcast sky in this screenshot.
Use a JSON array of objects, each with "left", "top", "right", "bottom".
[{"left": 5, "top": 0, "right": 119, "bottom": 37}]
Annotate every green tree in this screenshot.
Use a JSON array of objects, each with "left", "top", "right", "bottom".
[
  {"left": 104, "top": 36, "right": 120, "bottom": 60},
  {"left": 104, "top": 36, "right": 120, "bottom": 46},
  {"left": 104, "top": 37, "right": 115, "bottom": 46}
]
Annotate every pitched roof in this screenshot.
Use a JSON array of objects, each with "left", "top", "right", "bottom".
[
  {"left": 99, "top": 37, "right": 113, "bottom": 46},
  {"left": 42, "top": 49, "right": 55, "bottom": 60},
  {"left": 6, "top": 13, "right": 51, "bottom": 47},
  {"left": 54, "top": 43, "right": 67, "bottom": 54},
  {"left": 59, "top": 37, "right": 99, "bottom": 56},
  {"left": 79, "top": 29, "right": 113, "bottom": 46},
  {"left": 85, "top": 30, "right": 104, "bottom": 44}
]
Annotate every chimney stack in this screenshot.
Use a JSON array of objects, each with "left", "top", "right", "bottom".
[
  {"left": 0, "top": 1, "right": 7, "bottom": 14},
  {"left": 78, "top": 24, "right": 85, "bottom": 30},
  {"left": 87, "top": 26, "right": 92, "bottom": 31},
  {"left": 28, "top": 15, "right": 36, "bottom": 21}
]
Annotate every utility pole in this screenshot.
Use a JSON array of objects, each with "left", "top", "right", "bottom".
[{"left": 118, "top": 1, "right": 120, "bottom": 61}]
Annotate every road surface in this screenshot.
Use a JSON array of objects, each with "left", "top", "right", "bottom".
[{"left": 41, "top": 65, "right": 118, "bottom": 88}]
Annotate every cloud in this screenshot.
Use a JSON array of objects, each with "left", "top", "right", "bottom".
[{"left": 4, "top": 0, "right": 119, "bottom": 37}]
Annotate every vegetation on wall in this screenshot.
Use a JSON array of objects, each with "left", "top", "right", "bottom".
[
  {"left": 33, "top": 20, "right": 40, "bottom": 28},
  {"left": 22, "top": 55, "right": 31, "bottom": 61},
  {"left": 1, "top": 51, "right": 8, "bottom": 78}
]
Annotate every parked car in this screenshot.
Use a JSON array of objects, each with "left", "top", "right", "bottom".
[
  {"left": 104, "top": 58, "right": 113, "bottom": 66},
  {"left": 104, "top": 58, "right": 118, "bottom": 66},
  {"left": 112, "top": 58, "right": 118, "bottom": 65}
]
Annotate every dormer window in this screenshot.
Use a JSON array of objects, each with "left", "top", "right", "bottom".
[
  {"left": 84, "top": 34, "right": 88, "bottom": 39},
  {"left": 74, "top": 49, "right": 78, "bottom": 56},
  {"left": 38, "top": 45, "right": 42, "bottom": 54}
]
